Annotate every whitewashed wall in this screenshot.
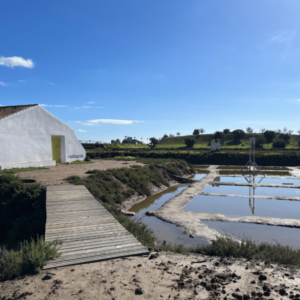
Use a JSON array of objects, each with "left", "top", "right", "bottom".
[{"left": 0, "top": 105, "right": 86, "bottom": 167}]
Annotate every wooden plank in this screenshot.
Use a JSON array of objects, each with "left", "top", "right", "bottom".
[{"left": 44, "top": 185, "right": 148, "bottom": 269}]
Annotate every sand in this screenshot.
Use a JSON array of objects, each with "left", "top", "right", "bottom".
[
  {"left": 1, "top": 251, "right": 300, "bottom": 300},
  {"left": 15, "top": 159, "right": 144, "bottom": 187}
]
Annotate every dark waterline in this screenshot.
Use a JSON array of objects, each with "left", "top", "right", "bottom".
[
  {"left": 204, "top": 184, "right": 300, "bottom": 198},
  {"left": 216, "top": 176, "right": 300, "bottom": 185},
  {"left": 202, "top": 220, "right": 300, "bottom": 249},
  {"left": 219, "top": 171, "right": 293, "bottom": 177},
  {"left": 129, "top": 185, "right": 208, "bottom": 246},
  {"left": 183, "top": 195, "right": 300, "bottom": 219}
]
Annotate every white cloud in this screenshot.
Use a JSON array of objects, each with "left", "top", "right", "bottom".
[
  {"left": 0, "top": 81, "right": 7, "bottom": 86},
  {"left": 78, "top": 129, "right": 87, "bottom": 132},
  {"left": 0, "top": 56, "right": 34, "bottom": 68},
  {"left": 75, "top": 105, "right": 103, "bottom": 109},
  {"left": 88, "top": 101, "right": 95, "bottom": 104},
  {"left": 87, "top": 119, "right": 143, "bottom": 125},
  {"left": 40, "top": 104, "right": 67, "bottom": 108},
  {"left": 297, "top": 99, "right": 300, "bottom": 102},
  {"left": 18, "top": 80, "right": 26, "bottom": 82},
  {"left": 268, "top": 30, "right": 296, "bottom": 43}
]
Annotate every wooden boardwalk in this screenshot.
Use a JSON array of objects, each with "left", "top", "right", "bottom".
[{"left": 44, "top": 185, "right": 148, "bottom": 269}]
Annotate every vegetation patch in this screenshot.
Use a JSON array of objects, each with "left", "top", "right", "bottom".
[
  {"left": 66, "top": 160, "right": 194, "bottom": 205},
  {"left": 0, "top": 237, "right": 62, "bottom": 281},
  {"left": 0, "top": 175, "right": 62, "bottom": 280},
  {"left": 113, "top": 156, "right": 136, "bottom": 160},
  {"left": 69, "top": 160, "right": 93, "bottom": 164},
  {"left": 159, "top": 235, "right": 300, "bottom": 266},
  {"left": 0, "top": 167, "right": 48, "bottom": 174}
]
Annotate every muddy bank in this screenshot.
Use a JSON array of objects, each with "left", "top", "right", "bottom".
[{"left": 1, "top": 251, "right": 300, "bottom": 300}]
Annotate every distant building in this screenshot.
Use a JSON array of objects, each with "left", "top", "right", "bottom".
[
  {"left": 211, "top": 139, "right": 221, "bottom": 152},
  {"left": 0, "top": 104, "right": 86, "bottom": 170}
]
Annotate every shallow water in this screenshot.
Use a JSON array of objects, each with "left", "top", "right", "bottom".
[
  {"left": 217, "top": 176, "right": 300, "bottom": 185},
  {"left": 129, "top": 185, "right": 208, "bottom": 246},
  {"left": 191, "top": 173, "right": 208, "bottom": 180},
  {"left": 183, "top": 195, "right": 300, "bottom": 219},
  {"left": 202, "top": 220, "right": 300, "bottom": 249},
  {"left": 204, "top": 184, "right": 300, "bottom": 198}
]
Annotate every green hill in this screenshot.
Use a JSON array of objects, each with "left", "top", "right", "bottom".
[{"left": 156, "top": 133, "right": 300, "bottom": 149}]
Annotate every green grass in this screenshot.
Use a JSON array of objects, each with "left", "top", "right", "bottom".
[
  {"left": 112, "top": 156, "right": 136, "bottom": 160},
  {"left": 0, "top": 167, "right": 48, "bottom": 174},
  {"left": 68, "top": 160, "right": 93, "bottom": 165},
  {"left": 105, "top": 144, "right": 150, "bottom": 149}
]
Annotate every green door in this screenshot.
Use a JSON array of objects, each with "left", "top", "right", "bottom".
[{"left": 51, "top": 137, "right": 61, "bottom": 163}]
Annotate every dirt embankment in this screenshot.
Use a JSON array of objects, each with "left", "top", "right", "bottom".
[{"left": 1, "top": 251, "right": 300, "bottom": 300}]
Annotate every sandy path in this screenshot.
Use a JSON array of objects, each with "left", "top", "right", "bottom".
[
  {"left": 1, "top": 251, "right": 299, "bottom": 300},
  {"left": 16, "top": 160, "right": 144, "bottom": 186}
]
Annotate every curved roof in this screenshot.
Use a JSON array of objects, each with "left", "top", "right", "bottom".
[{"left": 0, "top": 104, "right": 38, "bottom": 120}]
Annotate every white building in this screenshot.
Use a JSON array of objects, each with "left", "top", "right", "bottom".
[
  {"left": 0, "top": 104, "right": 86, "bottom": 170},
  {"left": 211, "top": 139, "right": 221, "bottom": 152}
]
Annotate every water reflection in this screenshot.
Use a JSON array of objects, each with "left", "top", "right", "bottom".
[
  {"left": 183, "top": 195, "right": 300, "bottom": 219},
  {"left": 218, "top": 176, "right": 299, "bottom": 185},
  {"left": 204, "top": 184, "right": 300, "bottom": 197},
  {"left": 129, "top": 185, "right": 209, "bottom": 246},
  {"left": 202, "top": 221, "right": 300, "bottom": 249}
]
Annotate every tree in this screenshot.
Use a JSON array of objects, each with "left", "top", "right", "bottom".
[
  {"left": 169, "top": 134, "right": 175, "bottom": 137},
  {"left": 116, "top": 139, "right": 121, "bottom": 144},
  {"left": 232, "top": 129, "right": 245, "bottom": 141},
  {"left": 277, "top": 129, "right": 282, "bottom": 134},
  {"left": 260, "top": 128, "right": 266, "bottom": 133},
  {"left": 185, "top": 137, "right": 196, "bottom": 148},
  {"left": 297, "top": 130, "right": 300, "bottom": 136},
  {"left": 255, "top": 136, "right": 267, "bottom": 148},
  {"left": 214, "top": 131, "right": 224, "bottom": 139},
  {"left": 177, "top": 132, "right": 180, "bottom": 136},
  {"left": 193, "top": 129, "right": 200, "bottom": 135},
  {"left": 246, "top": 127, "right": 253, "bottom": 134},
  {"left": 162, "top": 134, "right": 168, "bottom": 139},
  {"left": 223, "top": 129, "right": 230, "bottom": 134},
  {"left": 283, "top": 127, "right": 288, "bottom": 133},
  {"left": 199, "top": 128, "right": 205, "bottom": 134},
  {"left": 278, "top": 133, "right": 290, "bottom": 143},
  {"left": 288, "top": 130, "right": 294, "bottom": 135},
  {"left": 263, "top": 130, "right": 276, "bottom": 143},
  {"left": 273, "top": 138, "right": 286, "bottom": 148},
  {"left": 149, "top": 137, "right": 159, "bottom": 147}
]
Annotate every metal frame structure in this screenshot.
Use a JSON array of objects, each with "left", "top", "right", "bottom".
[{"left": 242, "top": 137, "right": 265, "bottom": 183}]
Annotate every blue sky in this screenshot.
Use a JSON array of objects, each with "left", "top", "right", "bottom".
[{"left": 1, "top": 0, "right": 300, "bottom": 142}]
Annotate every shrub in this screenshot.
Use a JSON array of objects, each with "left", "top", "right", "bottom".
[
  {"left": 193, "top": 129, "right": 200, "bottom": 135},
  {"left": 263, "top": 130, "right": 276, "bottom": 142},
  {"left": 232, "top": 129, "right": 245, "bottom": 141},
  {"left": 223, "top": 129, "right": 230, "bottom": 134},
  {"left": 278, "top": 133, "right": 290, "bottom": 143},
  {"left": 255, "top": 136, "right": 267, "bottom": 148},
  {"left": 213, "top": 131, "right": 224, "bottom": 139},
  {"left": 85, "top": 156, "right": 91, "bottom": 162},
  {"left": 0, "top": 236, "right": 62, "bottom": 280},
  {"left": 273, "top": 138, "right": 287, "bottom": 148},
  {"left": 185, "top": 137, "right": 196, "bottom": 148},
  {"left": 0, "top": 175, "right": 45, "bottom": 248},
  {"left": 149, "top": 137, "right": 159, "bottom": 147}
]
